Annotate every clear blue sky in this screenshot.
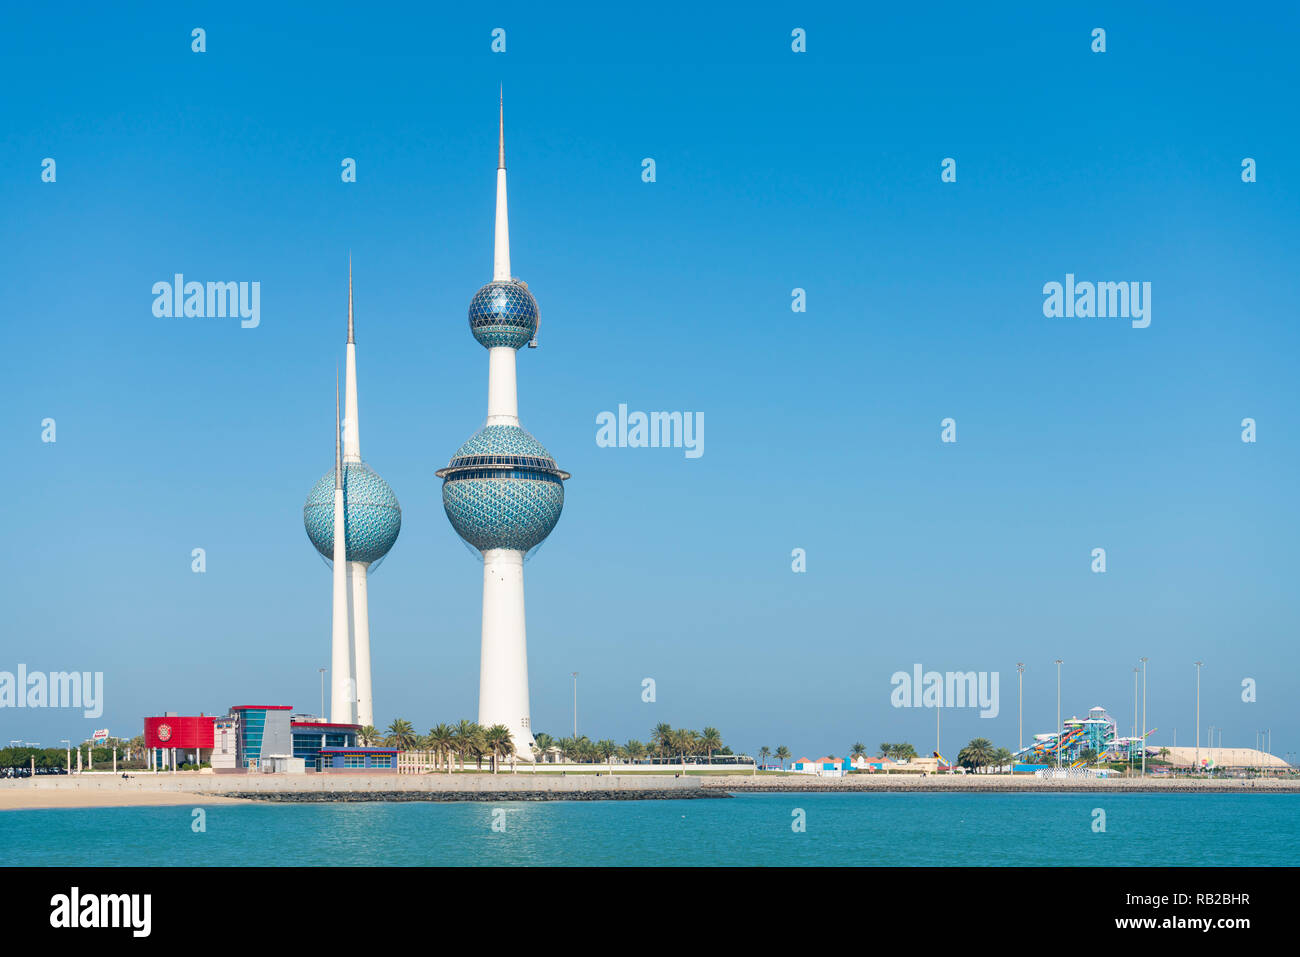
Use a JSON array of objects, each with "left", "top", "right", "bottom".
[{"left": 3, "top": 3, "right": 1298, "bottom": 760}]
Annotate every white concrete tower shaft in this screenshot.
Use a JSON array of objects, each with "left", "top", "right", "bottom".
[
  {"left": 330, "top": 376, "right": 354, "bottom": 724},
  {"left": 343, "top": 260, "right": 375, "bottom": 729},
  {"left": 486, "top": 91, "right": 519, "bottom": 427},
  {"left": 479, "top": 548, "right": 531, "bottom": 752}
]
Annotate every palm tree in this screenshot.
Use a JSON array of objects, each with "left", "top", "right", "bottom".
[
  {"left": 851, "top": 742, "right": 867, "bottom": 760},
  {"left": 427, "top": 723, "right": 456, "bottom": 773},
  {"left": 651, "top": 723, "right": 673, "bottom": 763},
  {"left": 484, "top": 724, "right": 513, "bottom": 774},
  {"left": 699, "top": 727, "right": 723, "bottom": 763},
  {"left": 453, "top": 720, "right": 482, "bottom": 771},
  {"left": 893, "top": 742, "right": 918, "bottom": 761},
  {"left": 670, "top": 729, "right": 697, "bottom": 769},
  {"left": 533, "top": 732, "right": 554, "bottom": 759},
  {"left": 759, "top": 746, "right": 771, "bottom": 769},
  {"left": 595, "top": 739, "right": 618, "bottom": 771},
  {"left": 470, "top": 723, "right": 489, "bottom": 770},
  {"left": 958, "top": 737, "right": 996, "bottom": 773},
  {"left": 992, "top": 747, "right": 1013, "bottom": 773},
  {"left": 775, "top": 746, "right": 790, "bottom": 770},
  {"left": 358, "top": 725, "right": 381, "bottom": 747},
  {"left": 616, "top": 738, "right": 642, "bottom": 764},
  {"left": 386, "top": 718, "right": 417, "bottom": 752}
]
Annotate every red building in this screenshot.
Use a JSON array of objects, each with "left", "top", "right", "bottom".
[{"left": 143, "top": 714, "right": 215, "bottom": 769}]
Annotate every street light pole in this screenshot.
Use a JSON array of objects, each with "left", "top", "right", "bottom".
[
  {"left": 1017, "top": 662, "right": 1024, "bottom": 755},
  {"left": 1140, "top": 657, "right": 1148, "bottom": 776},
  {"left": 1055, "top": 659, "right": 1063, "bottom": 769},
  {"left": 61, "top": 739, "right": 70, "bottom": 774},
  {"left": 570, "top": 672, "right": 579, "bottom": 739},
  {"left": 1194, "top": 661, "right": 1203, "bottom": 775}
]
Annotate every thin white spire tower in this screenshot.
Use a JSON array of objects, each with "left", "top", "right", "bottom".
[
  {"left": 310, "top": 261, "right": 399, "bottom": 727},
  {"left": 341, "top": 260, "right": 377, "bottom": 728}
]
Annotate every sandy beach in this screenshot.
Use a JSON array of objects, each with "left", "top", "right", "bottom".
[
  {"left": 0, "top": 771, "right": 706, "bottom": 809},
  {"left": 0, "top": 789, "right": 253, "bottom": 811}
]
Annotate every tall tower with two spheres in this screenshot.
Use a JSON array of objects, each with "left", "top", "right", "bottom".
[
  {"left": 437, "top": 96, "right": 569, "bottom": 759},
  {"left": 304, "top": 265, "right": 402, "bottom": 726}
]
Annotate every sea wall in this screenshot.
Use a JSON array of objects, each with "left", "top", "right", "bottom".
[{"left": 7, "top": 771, "right": 719, "bottom": 802}]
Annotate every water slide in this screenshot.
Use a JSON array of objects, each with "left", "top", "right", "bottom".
[
  {"left": 1013, "top": 726, "right": 1084, "bottom": 760},
  {"left": 933, "top": 750, "right": 965, "bottom": 771}
]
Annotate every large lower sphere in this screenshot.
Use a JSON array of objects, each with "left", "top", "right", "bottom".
[
  {"left": 440, "top": 425, "right": 565, "bottom": 552},
  {"left": 303, "top": 463, "right": 401, "bottom": 563}
]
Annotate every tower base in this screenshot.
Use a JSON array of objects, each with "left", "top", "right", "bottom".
[{"left": 478, "top": 548, "right": 536, "bottom": 761}]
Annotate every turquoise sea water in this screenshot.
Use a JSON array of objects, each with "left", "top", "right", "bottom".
[{"left": 2, "top": 793, "right": 1296, "bottom": 866}]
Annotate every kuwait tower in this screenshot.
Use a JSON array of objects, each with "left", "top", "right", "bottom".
[
  {"left": 303, "top": 264, "right": 402, "bottom": 726},
  {"left": 436, "top": 96, "right": 569, "bottom": 760}
]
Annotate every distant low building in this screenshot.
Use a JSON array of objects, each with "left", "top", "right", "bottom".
[
  {"left": 317, "top": 747, "right": 399, "bottom": 772},
  {"left": 791, "top": 756, "right": 851, "bottom": 776},
  {"left": 1159, "top": 746, "right": 1289, "bottom": 770},
  {"left": 144, "top": 705, "right": 361, "bottom": 772},
  {"left": 850, "top": 755, "right": 895, "bottom": 771},
  {"left": 143, "top": 714, "right": 215, "bottom": 770}
]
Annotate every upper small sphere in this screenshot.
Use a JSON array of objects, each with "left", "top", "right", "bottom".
[
  {"left": 303, "top": 463, "right": 402, "bottom": 564},
  {"left": 468, "top": 279, "right": 538, "bottom": 350}
]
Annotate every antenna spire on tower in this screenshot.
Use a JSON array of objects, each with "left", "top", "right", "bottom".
[
  {"left": 493, "top": 90, "right": 511, "bottom": 281},
  {"left": 347, "top": 254, "right": 354, "bottom": 344},
  {"left": 498, "top": 86, "right": 505, "bottom": 170}
]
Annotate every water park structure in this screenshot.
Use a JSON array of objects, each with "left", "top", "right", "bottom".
[{"left": 1014, "top": 706, "right": 1148, "bottom": 765}]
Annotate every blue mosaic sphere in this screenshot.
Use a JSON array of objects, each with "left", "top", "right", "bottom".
[
  {"left": 468, "top": 279, "right": 538, "bottom": 350},
  {"left": 303, "top": 463, "right": 401, "bottom": 564},
  {"left": 437, "top": 425, "right": 568, "bottom": 553}
]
